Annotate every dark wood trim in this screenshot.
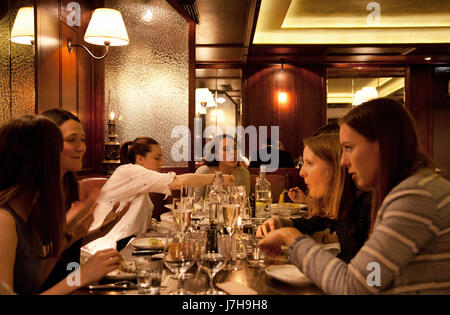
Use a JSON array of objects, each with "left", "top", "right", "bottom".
[
  {"left": 188, "top": 20, "right": 196, "bottom": 172},
  {"left": 247, "top": 0, "right": 261, "bottom": 52},
  {"left": 196, "top": 44, "right": 244, "bottom": 48},
  {"left": 166, "top": 0, "right": 194, "bottom": 23},
  {"left": 196, "top": 62, "right": 243, "bottom": 69},
  {"left": 405, "top": 65, "right": 434, "bottom": 157}
]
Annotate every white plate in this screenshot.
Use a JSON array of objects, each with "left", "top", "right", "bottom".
[
  {"left": 271, "top": 203, "right": 307, "bottom": 215},
  {"left": 105, "top": 269, "right": 135, "bottom": 281},
  {"left": 151, "top": 253, "right": 164, "bottom": 259},
  {"left": 131, "top": 237, "right": 168, "bottom": 250},
  {"left": 265, "top": 264, "right": 312, "bottom": 286},
  {"left": 160, "top": 212, "right": 173, "bottom": 223}
]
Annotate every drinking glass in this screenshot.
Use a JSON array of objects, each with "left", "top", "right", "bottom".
[
  {"left": 181, "top": 185, "right": 195, "bottom": 209},
  {"left": 199, "top": 250, "right": 226, "bottom": 295},
  {"left": 148, "top": 257, "right": 164, "bottom": 295},
  {"left": 221, "top": 195, "right": 242, "bottom": 271},
  {"left": 163, "top": 232, "right": 196, "bottom": 295},
  {"left": 246, "top": 236, "right": 266, "bottom": 268},
  {"left": 135, "top": 257, "right": 151, "bottom": 294},
  {"left": 172, "top": 206, "right": 192, "bottom": 236}
]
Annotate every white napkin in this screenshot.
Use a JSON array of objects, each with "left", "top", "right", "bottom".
[{"left": 216, "top": 281, "right": 257, "bottom": 295}]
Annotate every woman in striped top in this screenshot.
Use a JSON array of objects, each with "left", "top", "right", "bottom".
[{"left": 258, "top": 98, "right": 450, "bottom": 294}]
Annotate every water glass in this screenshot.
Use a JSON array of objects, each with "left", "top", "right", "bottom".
[
  {"left": 246, "top": 236, "right": 265, "bottom": 268},
  {"left": 135, "top": 257, "right": 151, "bottom": 294},
  {"left": 148, "top": 257, "right": 164, "bottom": 295}
]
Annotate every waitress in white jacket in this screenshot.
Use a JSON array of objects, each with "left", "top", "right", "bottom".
[{"left": 84, "top": 137, "right": 233, "bottom": 254}]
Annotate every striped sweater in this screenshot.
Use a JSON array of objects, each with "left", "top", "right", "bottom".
[{"left": 288, "top": 168, "right": 450, "bottom": 294}]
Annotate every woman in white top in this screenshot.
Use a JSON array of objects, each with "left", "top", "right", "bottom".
[{"left": 84, "top": 137, "right": 234, "bottom": 254}]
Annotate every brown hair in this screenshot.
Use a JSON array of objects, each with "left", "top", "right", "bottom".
[
  {"left": 303, "top": 133, "right": 356, "bottom": 220},
  {"left": 0, "top": 115, "right": 65, "bottom": 257},
  {"left": 120, "top": 137, "right": 159, "bottom": 164},
  {"left": 41, "top": 108, "right": 80, "bottom": 207},
  {"left": 340, "top": 98, "right": 431, "bottom": 230}
]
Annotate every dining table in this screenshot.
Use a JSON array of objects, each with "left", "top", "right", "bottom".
[{"left": 73, "top": 214, "right": 325, "bottom": 296}]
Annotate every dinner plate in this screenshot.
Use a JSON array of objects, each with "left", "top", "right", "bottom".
[
  {"left": 160, "top": 212, "right": 173, "bottom": 223},
  {"left": 131, "top": 237, "right": 168, "bottom": 250},
  {"left": 271, "top": 203, "right": 307, "bottom": 215},
  {"left": 265, "top": 264, "right": 312, "bottom": 286},
  {"left": 105, "top": 269, "right": 135, "bottom": 281}
]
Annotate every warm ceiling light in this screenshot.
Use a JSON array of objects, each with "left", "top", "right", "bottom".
[
  {"left": 10, "top": 7, "right": 34, "bottom": 45},
  {"left": 216, "top": 97, "right": 226, "bottom": 104},
  {"left": 278, "top": 92, "right": 288, "bottom": 103},
  {"left": 353, "top": 87, "right": 378, "bottom": 106},
  {"left": 68, "top": 8, "right": 129, "bottom": 60},
  {"left": 424, "top": 57, "right": 432, "bottom": 61}
]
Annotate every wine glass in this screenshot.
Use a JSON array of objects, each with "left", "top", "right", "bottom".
[
  {"left": 221, "top": 195, "right": 242, "bottom": 271},
  {"left": 199, "top": 251, "right": 226, "bottom": 295},
  {"left": 163, "top": 232, "right": 196, "bottom": 295},
  {"left": 181, "top": 185, "right": 195, "bottom": 209}
]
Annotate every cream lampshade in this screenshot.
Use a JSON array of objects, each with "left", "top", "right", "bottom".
[
  {"left": 10, "top": 7, "right": 34, "bottom": 45},
  {"left": 84, "top": 8, "right": 129, "bottom": 46}
]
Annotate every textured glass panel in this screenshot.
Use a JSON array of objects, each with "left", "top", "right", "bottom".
[
  {"left": 0, "top": 1, "right": 35, "bottom": 126},
  {"left": 105, "top": 0, "right": 189, "bottom": 167},
  {"left": 0, "top": 6, "right": 11, "bottom": 125}
]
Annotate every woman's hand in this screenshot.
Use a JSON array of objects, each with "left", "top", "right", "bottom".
[
  {"left": 79, "top": 249, "right": 121, "bottom": 286},
  {"left": 256, "top": 217, "right": 283, "bottom": 237},
  {"left": 98, "top": 201, "right": 132, "bottom": 235},
  {"left": 65, "top": 189, "right": 100, "bottom": 242},
  {"left": 288, "top": 187, "right": 306, "bottom": 203},
  {"left": 258, "top": 227, "right": 303, "bottom": 257}
]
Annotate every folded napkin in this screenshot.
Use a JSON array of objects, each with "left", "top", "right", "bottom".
[{"left": 216, "top": 281, "right": 257, "bottom": 295}]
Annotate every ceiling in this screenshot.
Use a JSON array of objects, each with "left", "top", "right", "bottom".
[{"left": 180, "top": 0, "right": 450, "bottom": 109}]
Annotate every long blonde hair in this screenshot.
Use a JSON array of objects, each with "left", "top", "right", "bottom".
[{"left": 303, "top": 133, "right": 355, "bottom": 220}]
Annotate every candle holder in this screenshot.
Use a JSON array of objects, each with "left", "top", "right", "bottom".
[{"left": 102, "top": 115, "right": 121, "bottom": 175}]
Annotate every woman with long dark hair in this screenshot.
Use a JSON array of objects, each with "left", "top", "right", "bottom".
[
  {"left": 0, "top": 115, "right": 120, "bottom": 294},
  {"left": 258, "top": 98, "right": 450, "bottom": 294},
  {"left": 40, "top": 109, "right": 130, "bottom": 291}
]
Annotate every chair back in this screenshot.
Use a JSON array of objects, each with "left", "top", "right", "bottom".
[{"left": 78, "top": 177, "right": 108, "bottom": 201}]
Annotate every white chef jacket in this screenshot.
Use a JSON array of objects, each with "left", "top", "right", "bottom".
[{"left": 83, "top": 164, "right": 175, "bottom": 254}]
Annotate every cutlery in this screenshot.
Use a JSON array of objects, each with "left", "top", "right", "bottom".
[{"left": 88, "top": 281, "right": 137, "bottom": 290}]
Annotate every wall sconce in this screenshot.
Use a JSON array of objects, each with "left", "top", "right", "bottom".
[
  {"left": 195, "top": 88, "right": 215, "bottom": 115},
  {"left": 277, "top": 91, "right": 288, "bottom": 104},
  {"left": 68, "top": 8, "right": 129, "bottom": 60},
  {"left": 10, "top": 7, "right": 35, "bottom": 45}
]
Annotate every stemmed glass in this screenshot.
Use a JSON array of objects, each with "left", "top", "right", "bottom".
[
  {"left": 163, "top": 231, "right": 196, "bottom": 295},
  {"left": 221, "top": 194, "right": 242, "bottom": 271},
  {"left": 199, "top": 250, "right": 226, "bottom": 295},
  {"left": 172, "top": 199, "right": 192, "bottom": 237}
]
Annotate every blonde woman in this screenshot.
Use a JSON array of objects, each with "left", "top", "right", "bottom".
[{"left": 257, "top": 133, "right": 371, "bottom": 263}]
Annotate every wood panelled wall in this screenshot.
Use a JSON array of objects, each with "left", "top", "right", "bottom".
[
  {"left": 35, "top": 0, "right": 104, "bottom": 176},
  {"left": 242, "top": 65, "right": 327, "bottom": 161}
]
